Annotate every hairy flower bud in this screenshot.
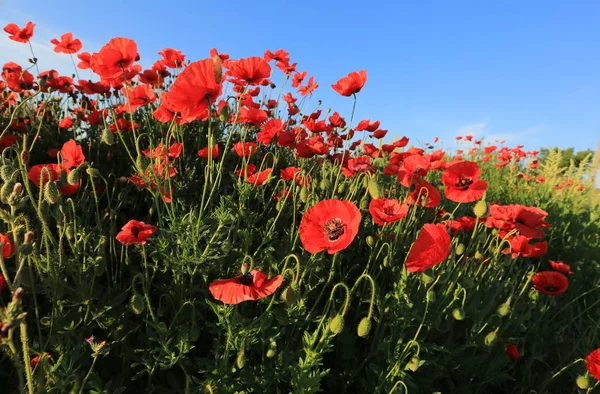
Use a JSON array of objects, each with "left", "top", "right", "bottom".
[
  {"left": 130, "top": 293, "right": 145, "bottom": 315},
  {"left": 357, "top": 317, "right": 372, "bottom": 338},
  {"left": 452, "top": 308, "right": 465, "bottom": 321},
  {"left": 101, "top": 128, "right": 115, "bottom": 145},
  {"left": 473, "top": 200, "right": 490, "bottom": 218},
  {"left": 484, "top": 330, "right": 498, "bottom": 346},
  {"left": 455, "top": 243, "right": 465, "bottom": 256},
  {"left": 367, "top": 179, "right": 380, "bottom": 199},
  {"left": 44, "top": 181, "right": 60, "bottom": 204},
  {"left": 67, "top": 168, "right": 80, "bottom": 185},
  {"left": 576, "top": 375, "right": 590, "bottom": 389},
  {"left": 497, "top": 303, "right": 511, "bottom": 317},
  {"left": 329, "top": 315, "right": 345, "bottom": 335}
]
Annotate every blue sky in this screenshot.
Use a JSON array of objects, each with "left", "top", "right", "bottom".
[{"left": 1, "top": 0, "right": 599, "bottom": 157}]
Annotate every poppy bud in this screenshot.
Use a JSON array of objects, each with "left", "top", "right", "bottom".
[
  {"left": 497, "top": 303, "right": 511, "bottom": 317},
  {"left": 266, "top": 348, "right": 277, "bottom": 358},
  {"left": 67, "top": 168, "right": 80, "bottom": 185},
  {"left": 319, "top": 179, "right": 330, "bottom": 192},
  {"left": 484, "top": 330, "right": 497, "bottom": 346},
  {"left": 337, "top": 183, "right": 346, "bottom": 194},
  {"left": 299, "top": 186, "right": 308, "bottom": 203},
  {"left": 0, "top": 165, "right": 15, "bottom": 181},
  {"left": 65, "top": 225, "right": 74, "bottom": 240},
  {"left": 473, "top": 200, "right": 490, "bottom": 218},
  {"left": 407, "top": 356, "right": 421, "bottom": 372},
  {"left": 366, "top": 235, "right": 375, "bottom": 248},
  {"left": 329, "top": 315, "right": 345, "bottom": 335},
  {"left": 474, "top": 251, "right": 484, "bottom": 260},
  {"left": 44, "top": 181, "right": 60, "bottom": 204},
  {"left": 12, "top": 287, "right": 24, "bottom": 302},
  {"left": 281, "top": 284, "right": 300, "bottom": 305},
  {"left": 130, "top": 293, "right": 145, "bottom": 315},
  {"left": 86, "top": 168, "right": 101, "bottom": 178},
  {"left": 359, "top": 196, "right": 369, "bottom": 210},
  {"left": 367, "top": 179, "right": 380, "bottom": 199},
  {"left": 101, "top": 128, "right": 114, "bottom": 145},
  {"left": 357, "top": 317, "right": 371, "bottom": 337},
  {"left": 426, "top": 290, "right": 436, "bottom": 303},
  {"left": 94, "top": 256, "right": 105, "bottom": 276},
  {"left": 576, "top": 375, "right": 590, "bottom": 389},
  {"left": 1, "top": 179, "right": 16, "bottom": 203},
  {"left": 421, "top": 272, "right": 434, "bottom": 285},
  {"left": 452, "top": 308, "right": 465, "bottom": 321},
  {"left": 240, "top": 261, "right": 250, "bottom": 275},
  {"left": 135, "top": 156, "right": 148, "bottom": 174},
  {"left": 236, "top": 347, "right": 246, "bottom": 369},
  {"left": 455, "top": 243, "right": 465, "bottom": 256}
]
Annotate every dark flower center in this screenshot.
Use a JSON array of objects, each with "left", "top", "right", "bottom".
[
  {"left": 383, "top": 205, "right": 395, "bottom": 216},
  {"left": 455, "top": 177, "right": 473, "bottom": 190},
  {"left": 544, "top": 285, "right": 560, "bottom": 292},
  {"left": 324, "top": 218, "right": 345, "bottom": 241},
  {"left": 239, "top": 273, "right": 253, "bottom": 286},
  {"left": 131, "top": 226, "right": 140, "bottom": 238}
]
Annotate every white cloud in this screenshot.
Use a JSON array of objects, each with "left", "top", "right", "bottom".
[
  {"left": 457, "top": 121, "right": 487, "bottom": 138},
  {"left": 0, "top": 15, "right": 100, "bottom": 78},
  {"left": 455, "top": 121, "right": 545, "bottom": 146}
]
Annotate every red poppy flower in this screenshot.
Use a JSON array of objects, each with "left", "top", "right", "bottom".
[
  {"left": 331, "top": 70, "right": 367, "bottom": 96},
  {"left": 209, "top": 269, "right": 283, "bottom": 305},
  {"left": 586, "top": 348, "right": 600, "bottom": 381},
  {"left": 115, "top": 220, "right": 157, "bottom": 246},
  {"left": 369, "top": 198, "right": 409, "bottom": 226},
  {"left": 58, "top": 116, "right": 74, "bottom": 129},
  {"left": 531, "top": 271, "right": 568, "bottom": 296},
  {"left": 549, "top": 260, "right": 573, "bottom": 275},
  {"left": 397, "top": 154, "right": 431, "bottom": 187},
  {"left": 90, "top": 37, "right": 139, "bottom": 81},
  {"left": 0, "top": 233, "right": 14, "bottom": 259},
  {"left": 502, "top": 235, "right": 548, "bottom": 258},
  {"left": 405, "top": 223, "right": 451, "bottom": 273},
  {"left": 227, "top": 57, "right": 271, "bottom": 85},
  {"left": 299, "top": 199, "right": 361, "bottom": 254},
  {"left": 505, "top": 344, "right": 520, "bottom": 360},
  {"left": 61, "top": 139, "right": 85, "bottom": 169},
  {"left": 3, "top": 21, "right": 35, "bottom": 43},
  {"left": 298, "top": 76, "right": 319, "bottom": 96},
  {"left": 233, "top": 141, "right": 257, "bottom": 157},
  {"left": 30, "top": 353, "right": 51, "bottom": 368},
  {"left": 247, "top": 168, "right": 272, "bottom": 186},
  {"left": 198, "top": 144, "right": 219, "bottom": 159},
  {"left": 257, "top": 118, "right": 283, "bottom": 145},
  {"left": 0, "top": 273, "right": 6, "bottom": 292},
  {"left": 158, "top": 48, "right": 186, "bottom": 68},
  {"left": 51, "top": 33, "right": 82, "bottom": 54},
  {"left": 27, "top": 164, "right": 61, "bottom": 188},
  {"left": 121, "top": 84, "right": 157, "bottom": 113},
  {"left": 77, "top": 52, "right": 92, "bottom": 69},
  {"left": 441, "top": 161, "right": 488, "bottom": 203},
  {"left": 405, "top": 181, "right": 441, "bottom": 208},
  {"left": 280, "top": 166, "right": 301, "bottom": 181},
  {"left": 166, "top": 58, "right": 222, "bottom": 123}
]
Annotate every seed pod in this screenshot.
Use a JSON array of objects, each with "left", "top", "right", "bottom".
[
  {"left": 576, "top": 375, "right": 590, "bottom": 389},
  {"left": 299, "top": 186, "right": 308, "bottom": 203},
  {"left": 367, "top": 178, "right": 380, "bottom": 199},
  {"left": 101, "top": 128, "right": 115, "bottom": 145},
  {"left": 44, "top": 181, "right": 60, "bottom": 204},
  {"left": 357, "top": 317, "right": 372, "bottom": 337},
  {"left": 452, "top": 308, "right": 466, "bottom": 321},
  {"left": 497, "top": 303, "right": 511, "bottom": 317},
  {"left": 484, "top": 330, "right": 497, "bottom": 346},
  {"left": 473, "top": 200, "right": 490, "bottom": 218},
  {"left": 455, "top": 243, "right": 465, "bottom": 256},
  {"left": 130, "top": 293, "right": 145, "bottom": 315},
  {"left": 366, "top": 235, "right": 375, "bottom": 248},
  {"left": 329, "top": 315, "right": 345, "bottom": 335},
  {"left": 67, "top": 168, "right": 80, "bottom": 185}
]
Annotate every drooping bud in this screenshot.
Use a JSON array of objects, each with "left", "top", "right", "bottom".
[
  {"left": 473, "top": 200, "right": 490, "bottom": 218},
  {"left": 240, "top": 261, "right": 250, "bottom": 275},
  {"left": 407, "top": 356, "right": 421, "bottom": 372},
  {"left": 101, "top": 128, "right": 115, "bottom": 145},
  {"left": 455, "top": 243, "right": 465, "bottom": 256},
  {"left": 484, "top": 330, "right": 498, "bottom": 346},
  {"left": 67, "top": 168, "right": 80, "bottom": 185},
  {"left": 86, "top": 168, "right": 101, "bottom": 178},
  {"left": 576, "top": 375, "right": 590, "bottom": 389},
  {"left": 367, "top": 178, "right": 380, "bottom": 199},
  {"left": 130, "top": 293, "right": 145, "bottom": 315},
  {"left": 329, "top": 315, "right": 345, "bottom": 335},
  {"left": 497, "top": 303, "right": 511, "bottom": 317},
  {"left": 452, "top": 308, "right": 465, "bottom": 321},
  {"left": 319, "top": 179, "right": 330, "bottom": 192},
  {"left": 299, "top": 186, "right": 308, "bottom": 203},
  {"left": 0, "top": 165, "right": 15, "bottom": 181},
  {"left": 357, "top": 317, "right": 372, "bottom": 337},
  {"left": 426, "top": 290, "right": 436, "bottom": 303},
  {"left": 366, "top": 235, "right": 375, "bottom": 248},
  {"left": 359, "top": 196, "right": 369, "bottom": 210},
  {"left": 236, "top": 346, "right": 246, "bottom": 369},
  {"left": 281, "top": 284, "right": 300, "bottom": 305}
]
